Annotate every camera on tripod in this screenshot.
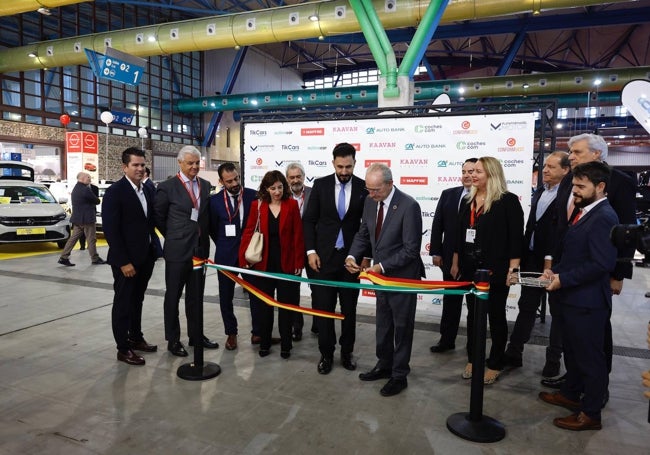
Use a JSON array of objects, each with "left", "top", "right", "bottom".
[{"left": 610, "top": 222, "right": 650, "bottom": 264}]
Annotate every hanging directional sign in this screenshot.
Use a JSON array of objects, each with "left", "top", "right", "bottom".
[
  {"left": 107, "top": 107, "right": 136, "bottom": 126},
  {"left": 85, "top": 47, "right": 146, "bottom": 86}
]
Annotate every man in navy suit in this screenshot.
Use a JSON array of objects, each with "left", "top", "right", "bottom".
[
  {"left": 102, "top": 147, "right": 162, "bottom": 366},
  {"left": 154, "top": 146, "right": 219, "bottom": 357},
  {"left": 346, "top": 163, "right": 425, "bottom": 397},
  {"left": 504, "top": 151, "right": 569, "bottom": 372},
  {"left": 209, "top": 162, "right": 257, "bottom": 351},
  {"left": 541, "top": 133, "right": 636, "bottom": 388},
  {"left": 303, "top": 143, "right": 368, "bottom": 374},
  {"left": 539, "top": 161, "right": 618, "bottom": 431},
  {"left": 429, "top": 158, "right": 476, "bottom": 353}
]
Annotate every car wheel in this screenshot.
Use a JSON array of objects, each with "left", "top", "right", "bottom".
[{"left": 56, "top": 240, "right": 67, "bottom": 248}]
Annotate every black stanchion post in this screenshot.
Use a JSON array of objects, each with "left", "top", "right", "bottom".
[
  {"left": 177, "top": 263, "right": 221, "bottom": 381},
  {"left": 447, "top": 269, "right": 506, "bottom": 442}
]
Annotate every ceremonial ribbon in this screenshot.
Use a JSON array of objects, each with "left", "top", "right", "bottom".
[{"left": 194, "top": 258, "right": 490, "bottom": 297}]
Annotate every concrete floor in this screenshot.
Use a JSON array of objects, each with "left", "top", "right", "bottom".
[{"left": 1, "top": 244, "right": 649, "bottom": 454}]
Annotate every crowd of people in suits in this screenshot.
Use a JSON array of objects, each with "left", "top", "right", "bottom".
[{"left": 98, "top": 133, "right": 641, "bottom": 431}]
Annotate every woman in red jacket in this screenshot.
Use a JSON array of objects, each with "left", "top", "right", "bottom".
[{"left": 240, "top": 170, "right": 305, "bottom": 358}]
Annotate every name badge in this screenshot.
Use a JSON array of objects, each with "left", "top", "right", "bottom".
[
  {"left": 225, "top": 224, "right": 236, "bottom": 237},
  {"left": 465, "top": 228, "right": 476, "bottom": 243},
  {"left": 191, "top": 208, "right": 199, "bottom": 222}
]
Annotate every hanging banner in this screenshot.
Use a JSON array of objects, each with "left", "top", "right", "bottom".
[{"left": 66, "top": 131, "right": 98, "bottom": 182}]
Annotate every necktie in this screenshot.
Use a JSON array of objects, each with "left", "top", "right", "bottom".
[
  {"left": 567, "top": 195, "right": 575, "bottom": 221},
  {"left": 335, "top": 182, "right": 346, "bottom": 248},
  {"left": 375, "top": 201, "right": 384, "bottom": 242},
  {"left": 572, "top": 209, "right": 583, "bottom": 225}
]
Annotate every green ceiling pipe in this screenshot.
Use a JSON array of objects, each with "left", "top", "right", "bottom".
[
  {"left": 398, "top": 0, "right": 448, "bottom": 78},
  {"left": 347, "top": 0, "right": 387, "bottom": 75},
  {"left": 176, "top": 66, "right": 650, "bottom": 113},
  {"left": 358, "top": 0, "right": 399, "bottom": 98}
]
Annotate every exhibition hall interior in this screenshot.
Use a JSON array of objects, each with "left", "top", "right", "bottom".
[{"left": 1, "top": 1, "right": 650, "bottom": 453}]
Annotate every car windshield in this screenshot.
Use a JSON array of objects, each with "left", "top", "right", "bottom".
[{"left": 0, "top": 185, "right": 57, "bottom": 204}]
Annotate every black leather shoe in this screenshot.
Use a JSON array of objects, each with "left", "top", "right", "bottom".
[
  {"left": 128, "top": 338, "right": 158, "bottom": 352},
  {"left": 168, "top": 341, "right": 188, "bottom": 357},
  {"left": 318, "top": 356, "right": 333, "bottom": 375},
  {"left": 281, "top": 350, "right": 291, "bottom": 359},
  {"left": 58, "top": 258, "right": 75, "bottom": 267},
  {"left": 541, "top": 373, "right": 567, "bottom": 389},
  {"left": 117, "top": 349, "right": 145, "bottom": 365},
  {"left": 380, "top": 377, "right": 408, "bottom": 397},
  {"left": 341, "top": 353, "right": 357, "bottom": 371},
  {"left": 430, "top": 343, "right": 455, "bottom": 353},
  {"left": 359, "top": 366, "right": 392, "bottom": 381},
  {"left": 92, "top": 258, "right": 106, "bottom": 265},
  {"left": 259, "top": 349, "right": 270, "bottom": 357},
  {"left": 189, "top": 336, "right": 219, "bottom": 349}
]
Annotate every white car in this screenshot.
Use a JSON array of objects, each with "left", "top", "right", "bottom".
[{"left": 0, "top": 179, "right": 71, "bottom": 248}]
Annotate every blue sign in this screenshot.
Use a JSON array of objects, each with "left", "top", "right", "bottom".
[
  {"left": 110, "top": 107, "right": 136, "bottom": 126},
  {"left": 85, "top": 47, "right": 146, "bottom": 87}
]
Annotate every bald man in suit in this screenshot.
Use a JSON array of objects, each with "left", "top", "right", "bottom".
[{"left": 346, "top": 163, "right": 425, "bottom": 397}]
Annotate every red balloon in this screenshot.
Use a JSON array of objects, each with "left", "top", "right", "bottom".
[{"left": 59, "top": 114, "right": 70, "bottom": 126}]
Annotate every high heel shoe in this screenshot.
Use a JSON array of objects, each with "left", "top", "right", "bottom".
[
  {"left": 259, "top": 349, "right": 270, "bottom": 357},
  {"left": 462, "top": 363, "right": 472, "bottom": 379},
  {"left": 280, "top": 350, "right": 291, "bottom": 359}
]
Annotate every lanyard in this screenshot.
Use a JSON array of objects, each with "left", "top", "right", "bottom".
[
  {"left": 177, "top": 173, "right": 200, "bottom": 209},
  {"left": 470, "top": 200, "right": 483, "bottom": 228},
  {"left": 224, "top": 190, "right": 242, "bottom": 223}
]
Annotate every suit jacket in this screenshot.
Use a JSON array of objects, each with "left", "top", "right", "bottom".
[
  {"left": 70, "top": 181, "right": 100, "bottom": 225},
  {"left": 143, "top": 178, "right": 156, "bottom": 193},
  {"left": 300, "top": 186, "right": 312, "bottom": 218},
  {"left": 154, "top": 174, "right": 211, "bottom": 262},
  {"left": 552, "top": 199, "right": 618, "bottom": 309},
  {"left": 209, "top": 187, "right": 257, "bottom": 265},
  {"left": 525, "top": 185, "right": 560, "bottom": 265},
  {"left": 239, "top": 198, "right": 305, "bottom": 273},
  {"left": 102, "top": 176, "right": 161, "bottom": 267},
  {"left": 349, "top": 187, "right": 425, "bottom": 279},
  {"left": 429, "top": 186, "right": 465, "bottom": 276},
  {"left": 303, "top": 174, "right": 368, "bottom": 271},
  {"left": 556, "top": 167, "right": 636, "bottom": 279},
  {"left": 456, "top": 192, "right": 524, "bottom": 285}
]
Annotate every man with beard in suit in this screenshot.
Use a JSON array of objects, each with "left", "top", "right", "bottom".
[{"left": 303, "top": 143, "right": 368, "bottom": 374}]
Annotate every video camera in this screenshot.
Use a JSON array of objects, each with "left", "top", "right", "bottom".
[{"left": 610, "top": 222, "right": 650, "bottom": 261}]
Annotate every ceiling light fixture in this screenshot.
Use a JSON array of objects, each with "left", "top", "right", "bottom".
[
  {"left": 309, "top": 14, "right": 319, "bottom": 22},
  {"left": 37, "top": 7, "right": 51, "bottom": 16},
  {"left": 28, "top": 51, "right": 38, "bottom": 58}
]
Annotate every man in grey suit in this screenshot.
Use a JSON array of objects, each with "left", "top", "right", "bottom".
[
  {"left": 285, "top": 162, "right": 312, "bottom": 340},
  {"left": 154, "top": 146, "right": 219, "bottom": 357},
  {"left": 346, "top": 163, "right": 425, "bottom": 397}
]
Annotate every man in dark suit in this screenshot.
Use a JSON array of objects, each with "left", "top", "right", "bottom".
[
  {"left": 303, "top": 143, "right": 368, "bottom": 374},
  {"left": 346, "top": 163, "right": 425, "bottom": 397},
  {"left": 429, "top": 158, "right": 476, "bottom": 353},
  {"left": 58, "top": 172, "right": 105, "bottom": 266},
  {"left": 539, "top": 161, "right": 618, "bottom": 431},
  {"left": 209, "top": 162, "right": 257, "bottom": 351},
  {"left": 143, "top": 167, "right": 156, "bottom": 192},
  {"left": 504, "top": 151, "right": 569, "bottom": 373},
  {"left": 102, "top": 147, "right": 161, "bottom": 366},
  {"left": 286, "top": 162, "right": 312, "bottom": 341},
  {"left": 154, "top": 145, "right": 219, "bottom": 357},
  {"left": 542, "top": 133, "right": 636, "bottom": 388}
]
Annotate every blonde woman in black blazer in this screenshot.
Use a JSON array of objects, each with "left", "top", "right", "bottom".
[{"left": 451, "top": 156, "right": 524, "bottom": 385}]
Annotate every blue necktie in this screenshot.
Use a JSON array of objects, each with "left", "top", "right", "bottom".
[{"left": 335, "top": 182, "right": 346, "bottom": 248}]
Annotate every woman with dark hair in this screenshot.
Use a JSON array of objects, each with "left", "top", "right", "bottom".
[
  {"left": 239, "top": 170, "right": 305, "bottom": 358},
  {"left": 451, "top": 156, "right": 524, "bottom": 384}
]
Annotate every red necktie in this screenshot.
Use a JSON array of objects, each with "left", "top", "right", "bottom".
[
  {"left": 375, "top": 201, "right": 384, "bottom": 241},
  {"left": 572, "top": 209, "right": 583, "bottom": 225}
]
